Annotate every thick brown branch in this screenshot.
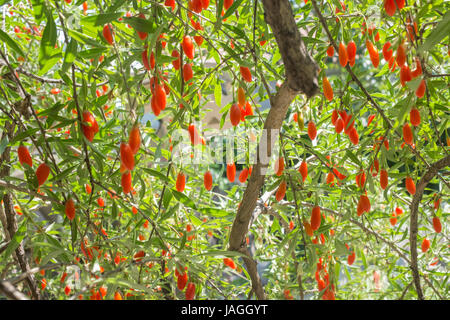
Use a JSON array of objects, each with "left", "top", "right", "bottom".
[
  {"left": 0, "top": 280, "right": 29, "bottom": 300},
  {"left": 409, "top": 154, "right": 450, "bottom": 300},
  {"left": 228, "top": 0, "right": 318, "bottom": 300},
  {"left": 262, "top": 0, "right": 319, "bottom": 97}
]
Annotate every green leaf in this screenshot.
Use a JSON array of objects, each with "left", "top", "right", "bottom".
[
  {"left": 171, "top": 190, "right": 198, "bottom": 210},
  {"left": 0, "top": 29, "right": 25, "bottom": 57},
  {"left": 0, "top": 136, "right": 9, "bottom": 155},
  {"left": 196, "top": 250, "right": 247, "bottom": 258},
  {"left": 81, "top": 12, "right": 125, "bottom": 26},
  {"left": 2, "top": 219, "right": 27, "bottom": 260},
  {"left": 37, "top": 53, "right": 62, "bottom": 76},
  {"left": 121, "top": 17, "right": 156, "bottom": 34},
  {"left": 10, "top": 128, "right": 40, "bottom": 145},
  {"left": 214, "top": 80, "right": 222, "bottom": 108},
  {"left": 31, "top": 0, "right": 45, "bottom": 23},
  {"left": 222, "top": 0, "right": 245, "bottom": 20},
  {"left": 418, "top": 10, "right": 450, "bottom": 54},
  {"left": 198, "top": 207, "right": 230, "bottom": 217},
  {"left": 334, "top": 239, "right": 350, "bottom": 256},
  {"left": 39, "top": 12, "right": 57, "bottom": 70},
  {"left": 142, "top": 168, "right": 170, "bottom": 184},
  {"left": 345, "top": 150, "right": 362, "bottom": 167},
  {"left": 61, "top": 38, "right": 78, "bottom": 74}
]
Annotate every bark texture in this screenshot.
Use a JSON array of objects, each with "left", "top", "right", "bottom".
[
  {"left": 409, "top": 154, "right": 450, "bottom": 300},
  {"left": 227, "top": 0, "right": 319, "bottom": 300}
]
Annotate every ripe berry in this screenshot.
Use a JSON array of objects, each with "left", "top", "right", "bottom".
[
  {"left": 275, "top": 157, "right": 284, "bottom": 176},
  {"left": 82, "top": 110, "right": 99, "bottom": 142},
  {"left": 18, "top": 145, "right": 33, "bottom": 167},
  {"left": 237, "top": 87, "right": 246, "bottom": 107},
  {"left": 355, "top": 171, "right": 366, "bottom": 188},
  {"left": 188, "top": 124, "right": 201, "bottom": 145},
  {"left": 410, "top": 108, "right": 421, "bottom": 127},
  {"left": 65, "top": 198, "right": 76, "bottom": 221},
  {"left": 171, "top": 49, "right": 181, "bottom": 70},
  {"left": 384, "top": 0, "right": 396, "bottom": 16},
  {"left": 338, "top": 42, "right": 348, "bottom": 67},
  {"left": 230, "top": 103, "right": 241, "bottom": 127},
  {"left": 415, "top": 79, "right": 426, "bottom": 98},
  {"left": 421, "top": 238, "right": 430, "bottom": 253},
  {"left": 357, "top": 194, "right": 370, "bottom": 216},
  {"left": 155, "top": 85, "right": 167, "bottom": 111},
  {"left": 331, "top": 109, "right": 338, "bottom": 125},
  {"left": 307, "top": 121, "right": 317, "bottom": 140},
  {"left": 142, "top": 49, "right": 151, "bottom": 70},
  {"left": 120, "top": 143, "right": 135, "bottom": 171},
  {"left": 182, "top": 36, "right": 195, "bottom": 59},
  {"left": 380, "top": 169, "right": 388, "bottom": 190},
  {"left": 275, "top": 181, "right": 287, "bottom": 202},
  {"left": 223, "top": 257, "right": 236, "bottom": 269},
  {"left": 326, "top": 45, "right": 334, "bottom": 57},
  {"left": 121, "top": 171, "right": 132, "bottom": 194},
  {"left": 310, "top": 206, "right": 321, "bottom": 231},
  {"left": 299, "top": 160, "right": 308, "bottom": 183},
  {"left": 335, "top": 118, "right": 344, "bottom": 133},
  {"left": 348, "top": 127, "right": 359, "bottom": 145},
  {"left": 224, "top": 0, "right": 234, "bottom": 10},
  {"left": 432, "top": 217, "right": 442, "bottom": 234},
  {"left": 405, "top": 176, "right": 416, "bottom": 195},
  {"left": 240, "top": 66, "right": 252, "bottom": 82},
  {"left": 176, "top": 172, "right": 186, "bottom": 192},
  {"left": 226, "top": 162, "right": 236, "bottom": 182},
  {"left": 165, "top": 0, "right": 176, "bottom": 11},
  {"left": 201, "top": 0, "right": 210, "bottom": 9},
  {"left": 303, "top": 220, "right": 314, "bottom": 237},
  {"left": 238, "top": 168, "right": 249, "bottom": 183},
  {"left": 177, "top": 272, "right": 188, "bottom": 291},
  {"left": 326, "top": 171, "right": 335, "bottom": 186},
  {"left": 347, "top": 251, "right": 356, "bottom": 265},
  {"left": 204, "top": 170, "right": 213, "bottom": 190},
  {"left": 102, "top": 24, "right": 114, "bottom": 45},
  {"left": 347, "top": 41, "right": 356, "bottom": 64},
  {"left": 114, "top": 292, "right": 123, "bottom": 300},
  {"left": 322, "top": 76, "right": 333, "bottom": 101},
  {"left": 128, "top": 125, "right": 141, "bottom": 155},
  {"left": 183, "top": 63, "right": 193, "bottom": 82},
  {"left": 396, "top": 42, "right": 406, "bottom": 67},
  {"left": 185, "top": 282, "right": 196, "bottom": 300},
  {"left": 136, "top": 14, "right": 148, "bottom": 40},
  {"left": 151, "top": 95, "right": 161, "bottom": 116},
  {"left": 390, "top": 213, "right": 397, "bottom": 226},
  {"left": 402, "top": 123, "right": 413, "bottom": 145},
  {"left": 382, "top": 42, "right": 393, "bottom": 61},
  {"left": 400, "top": 65, "right": 412, "bottom": 87}
]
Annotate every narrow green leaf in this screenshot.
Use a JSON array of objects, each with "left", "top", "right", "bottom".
[
  {"left": 2, "top": 219, "right": 27, "bottom": 260},
  {"left": 61, "top": 38, "right": 78, "bottom": 74},
  {"left": 81, "top": 12, "right": 124, "bottom": 26},
  {"left": 171, "top": 189, "right": 197, "bottom": 210},
  {"left": 222, "top": 0, "right": 245, "bottom": 20},
  {"left": 0, "top": 29, "right": 25, "bottom": 57},
  {"left": 418, "top": 10, "right": 450, "bottom": 53}
]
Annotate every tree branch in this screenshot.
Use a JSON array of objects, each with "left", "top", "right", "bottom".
[
  {"left": 409, "top": 154, "right": 450, "bottom": 300},
  {"left": 0, "top": 280, "right": 29, "bottom": 300},
  {"left": 227, "top": 0, "right": 319, "bottom": 300}
]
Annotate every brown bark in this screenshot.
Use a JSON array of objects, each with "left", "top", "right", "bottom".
[
  {"left": 227, "top": 0, "right": 319, "bottom": 300},
  {"left": 0, "top": 122, "right": 40, "bottom": 300},
  {"left": 261, "top": 0, "right": 319, "bottom": 97},
  {"left": 409, "top": 154, "right": 450, "bottom": 300},
  {"left": 0, "top": 280, "right": 29, "bottom": 300}
]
